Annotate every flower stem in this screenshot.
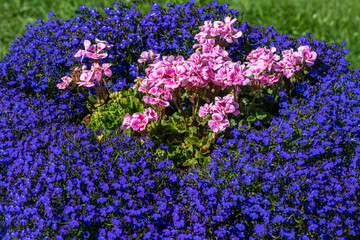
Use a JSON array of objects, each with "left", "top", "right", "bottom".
[{"left": 79, "top": 88, "right": 96, "bottom": 111}]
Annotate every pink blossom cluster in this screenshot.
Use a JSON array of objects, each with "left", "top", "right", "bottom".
[
  {"left": 124, "top": 17, "right": 246, "bottom": 133},
  {"left": 198, "top": 94, "right": 240, "bottom": 132},
  {"left": 246, "top": 45, "right": 317, "bottom": 84},
  {"left": 134, "top": 17, "right": 247, "bottom": 112},
  {"left": 121, "top": 17, "right": 317, "bottom": 133},
  {"left": 57, "top": 39, "right": 113, "bottom": 89},
  {"left": 120, "top": 108, "right": 158, "bottom": 131},
  {"left": 194, "top": 16, "right": 243, "bottom": 44}
]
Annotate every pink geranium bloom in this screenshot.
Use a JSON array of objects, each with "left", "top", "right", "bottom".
[
  {"left": 102, "top": 63, "right": 112, "bottom": 77},
  {"left": 130, "top": 113, "right": 149, "bottom": 131},
  {"left": 199, "top": 103, "right": 211, "bottom": 117},
  {"left": 95, "top": 38, "right": 113, "bottom": 50},
  {"left": 213, "top": 20, "right": 225, "bottom": 28},
  {"left": 144, "top": 108, "right": 158, "bottom": 122},
  {"left": 259, "top": 74, "right": 280, "bottom": 86},
  {"left": 208, "top": 113, "right": 230, "bottom": 133},
  {"left": 74, "top": 40, "right": 96, "bottom": 61},
  {"left": 61, "top": 76, "right": 72, "bottom": 84},
  {"left": 77, "top": 81, "right": 95, "bottom": 87},
  {"left": 86, "top": 52, "right": 108, "bottom": 60},
  {"left": 138, "top": 78, "right": 155, "bottom": 93},
  {"left": 91, "top": 63, "right": 103, "bottom": 82},
  {"left": 120, "top": 113, "right": 132, "bottom": 130},
  {"left": 57, "top": 76, "right": 72, "bottom": 89},
  {"left": 138, "top": 50, "right": 160, "bottom": 63},
  {"left": 142, "top": 96, "right": 170, "bottom": 107},
  {"left": 199, "top": 20, "right": 213, "bottom": 34},
  {"left": 194, "top": 32, "right": 208, "bottom": 45},
  {"left": 77, "top": 69, "right": 95, "bottom": 87},
  {"left": 149, "top": 67, "right": 166, "bottom": 81},
  {"left": 79, "top": 70, "right": 94, "bottom": 82},
  {"left": 96, "top": 42, "right": 107, "bottom": 52},
  {"left": 295, "top": 46, "right": 317, "bottom": 66},
  {"left": 57, "top": 82, "right": 68, "bottom": 89}
]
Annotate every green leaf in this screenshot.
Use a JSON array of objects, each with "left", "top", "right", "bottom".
[
  {"left": 247, "top": 115, "right": 256, "bottom": 122},
  {"left": 255, "top": 109, "right": 267, "bottom": 120},
  {"left": 185, "top": 136, "right": 198, "bottom": 144},
  {"left": 188, "top": 126, "right": 197, "bottom": 134}
]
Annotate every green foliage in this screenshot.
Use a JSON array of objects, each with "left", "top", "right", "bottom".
[
  {"left": 87, "top": 87, "right": 144, "bottom": 131},
  {"left": 147, "top": 113, "right": 213, "bottom": 167}
]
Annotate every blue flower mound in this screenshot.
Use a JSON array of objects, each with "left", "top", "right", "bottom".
[{"left": 0, "top": 1, "right": 359, "bottom": 239}]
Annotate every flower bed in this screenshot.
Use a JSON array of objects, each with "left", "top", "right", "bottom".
[{"left": 0, "top": 1, "right": 359, "bottom": 239}]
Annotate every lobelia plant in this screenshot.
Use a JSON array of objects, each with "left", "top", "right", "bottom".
[
  {"left": 4, "top": 2, "right": 360, "bottom": 238},
  {"left": 58, "top": 17, "right": 317, "bottom": 168}
]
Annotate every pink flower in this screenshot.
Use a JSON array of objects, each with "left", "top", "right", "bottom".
[
  {"left": 56, "top": 76, "right": 72, "bottom": 89},
  {"left": 74, "top": 39, "right": 110, "bottom": 61},
  {"left": 95, "top": 38, "right": 113, "bottom": 50},
  {"left": 57, "top": 76, "right": 72, "bottom": 85},
  {"left": 149, "top": 67, "right": 166, "bottom": 81},
  {"left": 259, "top": 74, "right": 280, "bottom": 86},
  {"left": 138, "top": 78, "right": 155, "bottom": 93},
  {"left": 57, "top": 76, "right": 72, "bottom": 89},
  {"left": 199, "top": 20, "right": 213, "bottom": 34},
  {"left": 77, "top": 69, "right": 95, "bottom": 87},
  {"left": 120, "top": 113, "right": 132, "bottom": 130},
  {"left": 142, "top": 96, "right": 170, "bottom": 107},
  {"left": 74, "top": 40, "right": 96, "bottom": 61},
  {"left": 102, "top": 63, "right": 112, "bottom": 77},
  {"left": 194, "top": 32, "right": 208, "bottom": 45},
  {"left": 79, "top": 70, "right": 94, "bottom": 82},
  {"left": 144, "top": 108, "right": 158, "bottom": 122},
  {"left": 199, "top": 103, "right": 211, "bottom": 117},
  {"left": 130, "top": 113, "right": 149, "bottom": 131},
  {"left": 208, "top": 113, "right": 230, "bottom": 132},
  {"left": 294, "top": 46, "right": 317, "bottom": 66},
  {"left": 86, "top": 52, "right": 108, "bottom": 60},
  {"left": 138, "top": 50, "right": 160, "bottom": 63},
  {"left": 213, "top": 20, "right": 225, "bottom": 28},
  {"left": 91, "top": 63, "right": 103, "bottom": 82}
]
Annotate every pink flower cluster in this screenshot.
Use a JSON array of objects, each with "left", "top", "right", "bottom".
[
  {"left": 120, "top": 17, "right": 317, "bottom": 133},
  {"left": 133, "top": 17, "right": 246, "bottom": 114},
  {"left": 198, "top": 94, "right": 240, "bottom": 132},
  {"left": 246, "top": 45, "right": 317, "bottom": 84},
  {"left": 57, "top": 39, "right": 113, "bottom": 89},
  {"left": 120, "top": 108, "right": 158, "bottom": 131},
  {"left": 195, "top": 16, "right": 243, "bottom": 44}
]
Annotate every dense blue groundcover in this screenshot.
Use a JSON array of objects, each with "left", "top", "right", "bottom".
[{"left": 0, "top": 1, "right": 359, "bottom": 239}]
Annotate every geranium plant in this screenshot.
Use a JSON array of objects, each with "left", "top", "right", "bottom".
[
  {"left": 57, "top": 38, "right": 113, "bottom": 111},
  {"left": 58, "top": 17, "right": 316, "bottom": 167}
]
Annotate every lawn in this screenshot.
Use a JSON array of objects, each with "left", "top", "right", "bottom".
[{"left": 1, "top": 0, "right": 360, "bottom": 69}]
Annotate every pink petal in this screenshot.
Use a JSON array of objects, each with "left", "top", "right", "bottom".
[
  {"left": 61, "top": 76, "right": 72, "bottom": 84},
  {"left": 104, "top": 69, "right": 112, "bottom": 77},
  {"left": 159, "top": 100, "right": 170, "bottom": 107},
  {"left": 84, "top": 40, "right": 91, "bottom": 50},
  {"left": 212, "top": 113, "right": 224, "bottom": 121},
  {"left": 97, "top": 43, "right": 106, "bottom": 52},
  {"left": 57, "top": 83, "right": 68, "bottom": 89},
  {"left": 74, "top": 50, "right": 84, "bottom": 58},
  {"left": 208, "top": 120, "right": 220, "bottom": 133}
]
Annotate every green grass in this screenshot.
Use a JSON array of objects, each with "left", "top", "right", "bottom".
[{"left": 1, "top": 0, "right": 360, "bottom": 69}]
